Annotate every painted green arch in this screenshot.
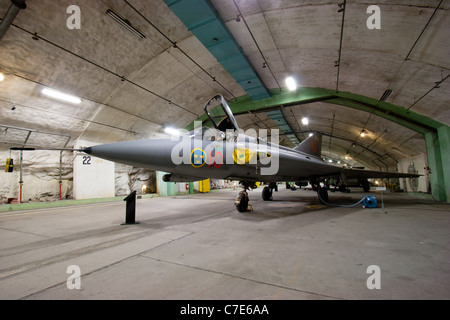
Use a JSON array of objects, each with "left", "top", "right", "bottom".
[{"left": 187, "top": 87, "right": 445, "bottom": 134}]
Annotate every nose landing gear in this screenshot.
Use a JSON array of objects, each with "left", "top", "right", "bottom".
[{"left": 235, "top": 181, "right": 257, "bottom": 212}]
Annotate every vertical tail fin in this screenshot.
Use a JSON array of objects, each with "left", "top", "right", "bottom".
[{"left": 293, "top": 132, "right": 322, "bottom": 158}]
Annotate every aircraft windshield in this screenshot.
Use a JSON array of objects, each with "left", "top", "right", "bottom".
[
  {"left": 189, "top": 126, "right": 224, "bottom": 141},
  {"left": 204, "top": 95, "right": 239, "bottom": 132}
]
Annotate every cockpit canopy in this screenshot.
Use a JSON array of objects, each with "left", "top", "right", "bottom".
[
  {"left": 204, "top": 95, "right": 239, "bottom": 132},
  {"left": 189, "top": 126, "right": 225, "bottom": 141}
]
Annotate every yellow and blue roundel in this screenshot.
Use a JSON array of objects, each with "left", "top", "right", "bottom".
[{"left": 191, "top": 148, "right": 207, "bottom": 168}]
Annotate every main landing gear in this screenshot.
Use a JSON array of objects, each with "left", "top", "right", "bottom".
[
  {"left": 317, "top": 186, "right": 328, "bottom": 204},
  {"left": 262, "top": 182, "right": 277, "bottom": 201},
  {"left": 235, "top": 180, "right": 330, "bottom": 211},
  {"left": 310, "top": 178, "right": 329, "bottom": 205}
]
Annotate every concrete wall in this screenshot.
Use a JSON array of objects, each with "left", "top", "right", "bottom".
[
  {"left": 72, "top": 139, "right": 114, "bottom": 200},
  {"left": 73, "top": 152, "right": 115, "bottom": 200}
]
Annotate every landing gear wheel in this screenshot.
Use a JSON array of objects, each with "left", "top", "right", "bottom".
[
  {"left": 318, "top": 187, "right": 328, "bottom": 204},
  {"left": 235, "top": 191, "right": 249, "bottom": 212},
  {"left": 362, "top": 180, "right": 370, "bottom": 192},
  {"left": 262, "top": 186, "right": 273, "bottom": 201}
]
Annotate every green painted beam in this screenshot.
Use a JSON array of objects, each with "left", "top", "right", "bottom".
[
  {"left": 425, "top": 131, "right": 448, "bottom": 202},
  {"left": 437, "top": 126, "right": 450, "bottom": 201},
  {"left": 186, "top": 88, "right": 447, "bottom": 134}
]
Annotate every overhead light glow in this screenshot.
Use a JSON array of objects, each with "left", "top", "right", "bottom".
[
  {"left": 328, "top": 159, "right": 333, "bottom": 163},
  {"left": 42, "top": 88, "right": 81, "bottom": 104},
  {"left": 285, "top": 76, "right": 297, "bottom": 91},
  {"left": 0, "top": 73, "right": 4, "bottom": 81},
  {"left": 360, "top": 129, "right": 367, "bottom": 137},
  {"left": 309, "top": 133, "right": 313, "bottom": 137},
  {"left": 302, "top": 117, "right": 309, "bottom": 125},
  {"left": 164, "top": 127, "right": 181, "bottom": 136}
]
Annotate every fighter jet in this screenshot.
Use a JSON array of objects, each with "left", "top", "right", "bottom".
[{"left": 68, "top": 94, "right": 420, "bottom": 212}]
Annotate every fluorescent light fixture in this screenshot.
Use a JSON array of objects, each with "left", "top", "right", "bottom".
[
  {"left": 0, "top": 73, "right": 4, "bottom": 81},
  {"left": 164, "top": 127, "right": 181, "bottom": 136},
  {"left": 106, "top": 9, "right": 146, "bottom": 40},
  {"left": 42, "top": 88, "right": 81, "bottom": 104},
  {"left": 379, "top": 89, "right": 392, "bottom": 102},
  {"left": 285, "top": 76, "right": 297, "bottom": 91},
  {"left": 302, "top": 117, "right": 309, "bottom": 125}
]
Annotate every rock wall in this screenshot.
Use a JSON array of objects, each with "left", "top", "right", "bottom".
[
  {"left": 397, "top": 152, "right": 428, "bottom": 193},
  {"left": 210, "top": 179, "right": 238, "bottom": 189},
  {"left": 0, "top": 150, "right": 73, "bottom": 202},
  {"left": 1, "top": 150, "right": 157, "bottom": 203},
  {"left": 115, "top": 163, "right": 157, "bottom": 196}
]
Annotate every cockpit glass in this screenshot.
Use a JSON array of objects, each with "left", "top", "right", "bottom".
[
  {"left": 204, "top": 95, "right": 239, "bottom": 132},
  {"left": 189, "top": 127, "right": 224, "bottom": 141}
]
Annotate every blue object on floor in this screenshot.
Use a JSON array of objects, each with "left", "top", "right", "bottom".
[{"left": 363, "top": 196, "right": 377, "bottom": 208}]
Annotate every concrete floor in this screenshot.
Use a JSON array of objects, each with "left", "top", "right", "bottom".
[{"left": 0, "top": 187, "right": 449, "bottom": 300}]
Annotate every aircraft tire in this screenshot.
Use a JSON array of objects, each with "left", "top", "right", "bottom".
[
  {"left": 362, "top": 180, "right": 370, "bottom": 192},
  {"left": 235, "top": 192, "right": 249, "bottom": 212},
  {"left": 262, "top": 187, "right": 273, "bottom": 201},
  {"left": 318, "top": 187, "right": 328, "bottom": 204}
]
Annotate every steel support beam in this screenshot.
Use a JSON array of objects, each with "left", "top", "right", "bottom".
[{"left": 425, "top": 127, "right": 450, "bottom": 202}]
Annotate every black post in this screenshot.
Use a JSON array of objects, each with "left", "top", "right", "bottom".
[{"left": 122, "top": 190, "right": 139, "bottom": 225}]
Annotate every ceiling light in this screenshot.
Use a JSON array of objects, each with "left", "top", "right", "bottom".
[
  {"left": 42, "top": 88, "right": 81, "bottom": 104},
  {"left": 0, "top": 73, "right": 4, "bottom": 81},
  {"left": 106, "top": 9, "right": 146, "bottom": 40},
  {"left": 360, "top": 129, "right": 367, "bottom": 137},
  {"left": 302, "top": 117, "right": 309, "bottom": 125},
  {"left": 328, "top": 159, "right": 333, "bottom": 163},
  {"left": 309, "top": 133, "right": 313, "bottom": 137},
  {"left": 164, "top": 127, "right": 181, "bottom": 136},
  {"left": 285, "top": 76, "right": 297, "bottom": 91},
  {"left": 379, "top": 89, "right": 392, "bottom": 102}
]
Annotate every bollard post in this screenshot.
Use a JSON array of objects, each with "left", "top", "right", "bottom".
[{"left": 122, "top": 190, "right": 139, "bottom": 225}]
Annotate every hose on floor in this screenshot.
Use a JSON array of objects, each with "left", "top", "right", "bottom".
[{"left": 318, "top": 190, "right": 368, "bottom": 208}]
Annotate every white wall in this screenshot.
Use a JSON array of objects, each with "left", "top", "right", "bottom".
[{"left": 73, "top": 140, "right": 115, "bottom": 199}]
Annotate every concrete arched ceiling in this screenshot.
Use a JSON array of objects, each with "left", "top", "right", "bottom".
[{"left": 0, "top": 0, "right": 448, "bottom": 171}]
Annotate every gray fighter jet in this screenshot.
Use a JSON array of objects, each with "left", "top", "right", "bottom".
[{"left": 74, "top": 94, "right": 420, "bottom": 212}]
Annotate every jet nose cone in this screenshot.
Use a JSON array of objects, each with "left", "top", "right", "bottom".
[{"left": 85, "top": 139, "right": 178, "bottom": 171}]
